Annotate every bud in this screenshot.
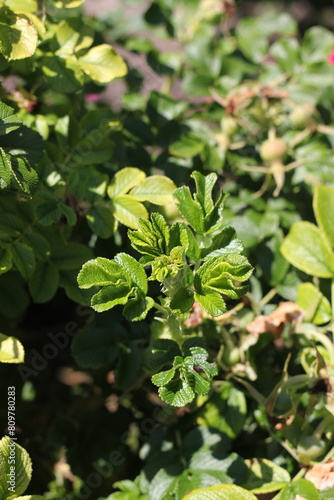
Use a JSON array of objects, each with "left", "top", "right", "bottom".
[
  {"left": 290, "top": 103, "right": 315, "bottom": 129},
  {"left": 260, "top": 136, "right": 287, "bottom": 163}
]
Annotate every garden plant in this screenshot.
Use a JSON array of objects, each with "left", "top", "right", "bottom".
[{"left": 0, "top": 0, "right": 333, "bottom": 499}]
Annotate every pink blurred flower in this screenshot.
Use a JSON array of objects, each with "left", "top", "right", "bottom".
[
  {"left": 84, "top": 93, "right": 103, "bottom": 103},
  {"left": 328, "top": 50, "right": 334, "bottom": 65}
]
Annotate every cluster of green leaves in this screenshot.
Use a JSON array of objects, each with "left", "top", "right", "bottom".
[
  {"left": 78, "top": 171, "right": 253, "bottom": 320},
  {"left": 77, "top": 171, "right": 253, "bottom": 405}
]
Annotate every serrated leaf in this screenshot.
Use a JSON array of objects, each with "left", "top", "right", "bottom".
[
  {"left": 78, "top": 257, "right": 129, "bottom": 289},
  {"left": 145, "top": 339, "right": 182, "bottom": 372},
  {"left": 192, "top": 171, "right": 217, "bottom": 216},
  {"left": 87, "top": 205, "right": 115, "bottom": 239},
  {"left": 9, "top": 156, "right": 38, "bottom": 194},
  {"left": 91, "top": 284, "right": 132, "bottom": 312},
  {"left": 242, "top": 458, "right": 290, "bottom": 494},
  {"left": 0, "top": 102, "right": 21, "bottom": 135},
  {"left": 113, "top": 195, "right": 148, "bottom": 229},
  {"left": 152, "top": 368, "right": 175, "bottom": 387},
  {"left": 11, "top": 242, "right": 35, "bottom": 279},
  {"left": 0, "top": 11, "right": 38, "bottom": 60},
  {"left": 196, "top": 255, "right": 253, "bottom": 298},
  {"left": 170, "top": 288, "right": 194, "bottom": 313},
  {"left": 114, "top": 253, "right": 148, "bottom": 294},
  {"left": 1, "top": 124, "right": 43, "bottom": 164},
  {"left": 173, "top": 186, "right": 204, "bottom": 233},
  {"left": 23, "top": 231, "right": 50, "bottom": 262},
  {"left": 281, "top": 221, "right": 334, "bottom": 278},
  {"left": 275, "top": 478, "right": 320, "bottom": 500},
  {"left": 78, "top": 44, "right": 127, "bottom": 83},
  {"left": 182, "top": 483, "right": 258, "bottom": 499},
  {"left": 130, "top": 175, "right": 176, "bottom": 205},
  {"left": 313, "top": 185, "right": 334, "bottom": 248},
  {"left": 159, "top": 377, "right": 195, "bottom": 406},
  {"left": 0, "top": 333, "right": 24, "bottom": 363},
  {"left": 0, "top": 147, "right": 11, "bottom": 189},
  {"left": 0, "top": 436, "right": 32, "bottom": 499},
  {"left": 28, "top": 261, "right": 59, "bottom": 303},
  {"left": 35, "top": 200, "right": 62, "bottom": 225},
  {"left": 201, "top": 226, "right": 243, "bottom": 260},
  {"left": 108, "top": 167, "right": 146, "bottom": 198},
  {"left": 123, "top": 294, "right": 154, "bottom": 321},
  {"left": 194, "top": 291, "right": 226, "bottom": 317}
]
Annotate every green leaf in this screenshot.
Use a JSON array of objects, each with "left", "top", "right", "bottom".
[
  {"left": 51, "top": 242, "right": 93, "bottom": 271},
  {"left": 115, "top": 341, "right": 142, "bottom": 390},
  {"left": 192, "top": 171, "right": 217, "bottom": 216},
  {"left": 320, "top": 488, "right": 334, "bottom": 500},
  {"left": 78, "top": 44, "right": 127, "bottom": 83},
  {"left": 12, "top": 496, "right": 45, "bottom": 500},
  {"left": 196, "top": 255, "right": 253, "bottom": 298},
  {"left": 0, "top": 102, "right": 21, "bottom": 135},
  {"left": 9, "top": 156, "right": 38, "bottom": 194},
  {"left": 152, "top": 368, "right": 175, "bottom": 387},
  {"left": 130, "top": 175, "right": 176, "bottom": 205},
  {"left": 0, "top": 248, "right": 12, "bottom": 275},
  {"left": 11, "top": 242, "right": 35, "bottom": 279},
  {"left": 91, "top": 284, "right": 132, "bottom": 312},
  {"left": 0, "top": 10, "right": 38, "bottom": 60},
  {"left": 78, "top": 257, "right": 129, "bottom": 289},
  {"left": 145, "top": 339, "right": 182, "bottom": 372},
  {"left": 87, "top": 205, "right": 115, "bottom": 239},
  {"left": 297, "top": 282, "right": 332, "bottom": 325},
  {"left": 114, "top": 253, "right": 148, "bottom": 294},
  {"left": 313, "top": 185, "right": 334, "bottom": 248},
  {"left": 170, "top": 288, "right": 194, "bottom": 313},
  {"left": 34, "top": 200, "right": 62, "bottom": 225},
  {"left": 173, "top": 186, "right": 204, "bottom": 233},
  {"left": 28, "top": 261, "right": 59, "bottom": 303},
  {"left": 123, "top": 294, "right": 154, "bottom": 321},
  {"left": 0, "top": 333, "right": 24, "bottom": 363},
  {"left": 197, "top": 382, "right": 247, "bottom": 438},
  {"left": 108, "top": 167, "right": 146, "bottom": 198},
  {"left": 169, "top": 134, "right": 205, "bottom": 158},
  {"left": 182, "top": 483, "right": 258, "bottom": 499},
  {"left": 281, "top": 221, "right": 334, "bottom": 278},
  {"left": 2, "top": 0, "right": 38, "bottom": 13},
  {"left": 1, "top": 124, "right": 43, "bottom": 164},
  {"left": 59, "top": 269, "right": 92, "bottom": 305},
  {"left": 54, "top": 0, "right": 84, "bottom": 7},
  {"left": 42, "top": 55, "right": 84, "bottom": 93},
  {"left": 54, "top": 19, "right": 94, "bottom": 56},
  {"left": 275, "top": 478, "right": 320, "bottom": 500},
  {"left": 201, "top": 226, "right": 243, "bottom": 260},
  {"left": 0, "top": 147, "right": 11, "bottom": 189},
  {"left": 194, "top": 291, "right": 226, "bottom": 317},
  {"left": 242, "top": 458, "right": 290, "bottom": 494},
  {"left": 0, "top": 435, "right": 32, "bottom": 499},
  {"left": 113, "top": 195, "right": 148, "bottom": 229},
  {"left": 72, "top": 327, "right": 122, "bottom": 369},
  {"left": 159, "top": 377, "right": 195, "bottom": 407}
]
